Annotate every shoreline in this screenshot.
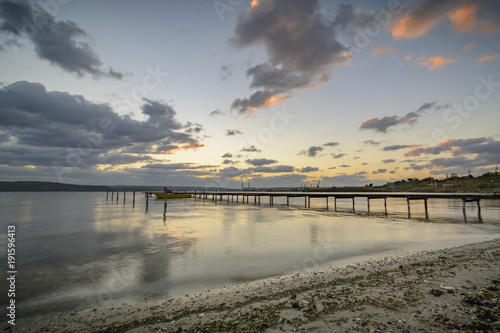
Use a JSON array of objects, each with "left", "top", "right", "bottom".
[{"left": 10, "top": 238, "right": 500, "bottom": 332}]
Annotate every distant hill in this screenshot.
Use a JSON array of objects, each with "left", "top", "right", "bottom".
[{"left": 0, "top": 181, "right": 112, "bottom": 192}]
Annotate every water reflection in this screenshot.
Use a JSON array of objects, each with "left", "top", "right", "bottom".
[{"left": 0, "top": 192, "right": 499, "bottom": 317}]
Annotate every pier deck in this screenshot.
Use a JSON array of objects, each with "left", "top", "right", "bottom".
[{"left": 183, "top": 190, "right": 500, "bottom": 219}]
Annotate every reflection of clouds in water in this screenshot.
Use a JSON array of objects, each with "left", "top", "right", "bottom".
[{"left": 5, "top": 193, "right": 500, "bottom": 317}]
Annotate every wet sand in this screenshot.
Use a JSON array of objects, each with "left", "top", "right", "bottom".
[{"left": 10, "top": 238, "right": 500, "bottom": 332}]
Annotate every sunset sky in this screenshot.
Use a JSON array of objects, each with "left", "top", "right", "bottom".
[{"left": 1, "top": 0, "right": 499, "bottom": 187}]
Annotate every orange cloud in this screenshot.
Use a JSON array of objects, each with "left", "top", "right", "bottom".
[
  {"left": 392, "top": 1, "right": 500, "bottom": 39},
  {"left": 251, "top": 0, "right": 258, "bottom": 8},
  {"left": 420, "top": 56, "right": 456, "bottom": 70},
  {"left": 262, "top": 95, "right": 289, "bottom": 107},
  {"left": 157, "top": 143, "right": 206, "bottom": 154},
  {"left": 449, "top": 3, "right": 478, "bottom": 33},
  {"left": 438, "top": 139, "right": 454, "bottom": 147},
  {"left": 477, "top": 53, "right": 500, "bottom": 65},
  {"left": 406, "top": 54, "right": 456, "bottom": 71},
  {"left": 391, "top": 13, "right": 441, "bottom": 39}
]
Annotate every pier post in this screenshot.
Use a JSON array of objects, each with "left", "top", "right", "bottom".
[
  {"left": 163, "top": 188, "right": 167, "bottom": 215},
  {"left": 477, "top": 199, "right": 481, "bottom": 213},
  {"left": 106, "top": 190, "right": 109, "bottom": 200},
  {"left": 133, "top": 191, "right": 136, "bottom": 208},
  {"left": 287, "top": 196, "right": 289, "bottom": 206},
  {"left": 304, "top": 196, "right": 307, "bottom": 208},
  {"left": 254, "top": 196, "right": 257, "bottom": 204},
  {"left": 352, "top": 197, "right": 355, "bottom": 213},
  {"left": 407, "top": 198, "right": 411, "bottom": 218},
  {"left": 111, "top": 191, "right": 114, "bottom": 200},
  {"left": 214, "top": 190, "right": 217, "bottom": 202},
  {"left": 326, "top": 197, "right": 329, "bottom": 210},
  {"left": 146, "top": 191, "right": 149, "bottom": 212},
  {"left": 123, "top": 191, "right": 126, "bottom": 204},
  {"left": 384, "top": 197, "right": 387, "bottom": 215},
  {"left": 116, "top": 191, "right": 119, "bottom": 203},
  {"left": 334, "top": 197, "right": 337, "bottom": 211},
  {"left": 424, "top": 198, "right": 428, "bottom": 219},
  {"left": 367, "top": 198, "right": 370, "bottom": 214}
]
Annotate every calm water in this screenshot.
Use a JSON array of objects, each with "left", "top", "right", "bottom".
[{"left": 1, "top": 192, "right": 499, "bottom": 316}]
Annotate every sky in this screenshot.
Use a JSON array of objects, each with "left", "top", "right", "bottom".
[{"left": 0, "top": 0, "right": 499, "bottom": 188}]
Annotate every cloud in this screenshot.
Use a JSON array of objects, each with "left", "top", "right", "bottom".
[
  {"left": 220, "top": 64, "right": 233, "bottom": 80},
  {"left": 185, "top": 122, "right": 203, "bottom": 134},
  {"left": 430, "top": 157, "right": 470, "bottom": 168},
  {"left": 141, "top": 163, "right": 216, "bottom": 171},
  {"left": 339, "top": 164, "right": 350, "bottom": 168},
  {"left": 245, "top": 158, "right": 277, "bottom": 166},
  {"left": 463, "top": 42, "right": 476, "bottom": 51},
  {"left": 404, "top": 137, "right": 491, "bottom": 157},
  {"left": 390, "top": 0, "right": 453, "bottom": 39},
  {"left": 231, "top": 89, "right": 290, "bottom": 114},
  {"left": 382, "top": 144, "right": 419, "bottom": 151},
  {"left": 321, "top": 173, "right": 368, "bottom": 187},
  {"left": 404, "top": 163, "right": 433, "bottom": 171},
  {"left": 361, "top": 101, "right": 449, "bottom": 132},
  {"left": 0, "top": 1, "right": 124, "bottom": 79},
  {"left": 331, "top": 153, "right": 346, "bottom": 159},
  {"left": 210, "top": 109, "right": 224, "bottom": 117},
  {"left": 405, "top": 54, "right": 456, "bottom": 70},
  {"left": 363, "top": 140, "right": 381, "bottom": 146},
  {"left": 299, "top": 166, "right": 318, "bottom": 173},
  {"left": 382, "top": 159, "right": 395, "bottom": 163},
  {"left": 218, "top": 164, "right": 295, "bottom": 178},
  {"left": 449, "top": 2, "right": 500, "bottom": 35},
  {"left": 221, "top": 153, "right": 233, "bottom": 158},
  {"left": 477, "top": 53, "right": 500, "bottom": 65},
  {"left": 391, "top": 0, "right": 500, "bottom": 40},
  {"left": 372, "top": 45, "right": 398, "bottom": 58},
  {"left": 247, "top": 173, "right": 307, "bottom": 188},
  {"left": 323, "top": 141, "right": 339, "bottom": 147},
  {"left": 372, "top": 168, "right": 387, "bottom": 174},
  {"left": 401, "top": 138, "right": 500, "bottom": 173},
  {"left": 228, "top": 0, "right": 354, "bottom": 114},
  {"left": 448, "top": 3, "right": 478, "bottom": 33},
  {"left": 222, "top": 159, "right": 236, "bottom": 165},
  {"left": 253, "top": 165, "right": 294, "bottom": 173},
  {"left": 226, "top": 129, "right": 242, "bottom": 136},
  {"left": 299, "top": 146, "right": 323, "bottom": 157},
  {"left": 0, "top": 81, "right": 205, "bottom": 168},
  {"left": 240, "top": 145, "right": 261, "bottom": 152}
]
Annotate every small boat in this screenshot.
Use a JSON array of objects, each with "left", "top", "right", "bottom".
[{"left": 153, "top": 192, "right": 192, "bottom": 199}]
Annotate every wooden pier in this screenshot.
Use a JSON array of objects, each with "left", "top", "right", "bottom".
[
  {"left": 106, "top": 189, "right": 499, "bottom": 220},
  {"left": 185, "top": 190, "right": 499, "bottom": 219}
]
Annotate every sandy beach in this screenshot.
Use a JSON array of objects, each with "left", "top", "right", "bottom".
[{"left": 9, "top": 238, "right": 500, "bottom": 332}]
